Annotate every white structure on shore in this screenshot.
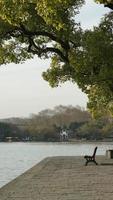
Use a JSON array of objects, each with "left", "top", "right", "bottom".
[{"left": 60, "top": 130, "right": 69, "bottom": 141}]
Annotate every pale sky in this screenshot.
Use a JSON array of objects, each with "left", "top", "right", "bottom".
[{"left": 0, "top": 0, "right": 110, "bottom": 119}]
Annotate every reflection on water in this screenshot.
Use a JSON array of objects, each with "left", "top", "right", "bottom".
[{"left": 0, "top": 142, "right": 113, "bottom": 188}]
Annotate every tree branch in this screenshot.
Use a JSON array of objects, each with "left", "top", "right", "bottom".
[
  {"left": 20, "top": 24, "right": 70, "bottom": 51},
  {"left": 27, "top": 37, "right": 69, "bottom": 62}
]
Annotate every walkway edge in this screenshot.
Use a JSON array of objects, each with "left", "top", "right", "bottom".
[{"left": 0, "top": 156, "right": 51, "bottom": 192}]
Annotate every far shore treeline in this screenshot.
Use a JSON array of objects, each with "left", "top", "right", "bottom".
[{"left": 0, "top": 105, "right": 113, "bottom": 142}]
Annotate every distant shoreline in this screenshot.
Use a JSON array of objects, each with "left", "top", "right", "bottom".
[{"left": 0, "top": 140, "right": 113, "bottom": 144}]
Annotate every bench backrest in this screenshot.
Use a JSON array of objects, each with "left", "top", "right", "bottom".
[{"left": 92, "top": 147, "right": 98, "bottom": 158}]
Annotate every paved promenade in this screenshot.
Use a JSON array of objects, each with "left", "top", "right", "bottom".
[{"left": 0, "top": 156, "right": 113, "bottom": 200}]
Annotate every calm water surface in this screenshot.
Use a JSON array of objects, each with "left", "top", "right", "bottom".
[{"left": 0, "top": 142, "right": 113, "bottom": 188}]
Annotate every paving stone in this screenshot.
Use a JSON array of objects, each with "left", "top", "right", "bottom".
[{"left": 0, "top": 156, "right": 113, "bottom": 200}]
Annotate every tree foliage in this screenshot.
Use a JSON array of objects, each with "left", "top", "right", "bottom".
[
  {"left": 0, "top": 105, "right": 89, "bottom": 141},
  {"left": 95, "top": 0, "right": 113, "bottom": 10},
  {"left": 1, "top": 0, "right": 113, "bottom": 117},
  {"left": 0, "top": 0, "right": 84, "bottom": 65},
  {"left": 77, "top": 117, "right": 109, "bottom": 140},
  {"left": 43, "top": 11, "right": 113, "bottom": 117},
  {"left": 0, "top": 122, "right": 26, "bottom": 141},
  {"left": 2, "top": 107, "right": 113, "bottom": 141},
  {"left": 85, "top": 12, "right": 113, "bottom": 117}
]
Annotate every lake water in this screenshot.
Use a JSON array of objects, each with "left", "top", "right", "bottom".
[{"left": 0, "top": 142, "right": 113, "bottom": 188}]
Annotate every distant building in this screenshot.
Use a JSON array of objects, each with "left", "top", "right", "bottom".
[
  {"left": 5, "top": 137, "right": 19, "bottom": 142},
  {"left": 60, "top": 130, "right": 69, "bottom": 141}
]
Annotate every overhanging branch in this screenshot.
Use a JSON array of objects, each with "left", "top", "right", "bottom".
[
  {"left": 27, "top": 37, "right": 69, "bottom": 62},
  {"left": 20, "top": 24, "right": 70, "bottom": 51}
]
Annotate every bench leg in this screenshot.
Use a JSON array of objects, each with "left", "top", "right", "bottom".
[
  {"left": 85, "top": 160, "right": 98, "bottom": 166},
  {"left": 93, "top": 160, "right": 98, "bottom": 165}
]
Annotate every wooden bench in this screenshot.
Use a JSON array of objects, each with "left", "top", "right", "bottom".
[{"left": 84, "top": 147, "right": 98, "bottom": 166}]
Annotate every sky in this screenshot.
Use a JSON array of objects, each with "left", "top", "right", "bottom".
[{"left": 0, "top": 0, "right": 110, "bottom": 119}]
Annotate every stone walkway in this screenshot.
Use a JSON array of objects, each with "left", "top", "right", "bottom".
[{"left": 0, "top": 156, "right": 113, "bottom": 200}]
